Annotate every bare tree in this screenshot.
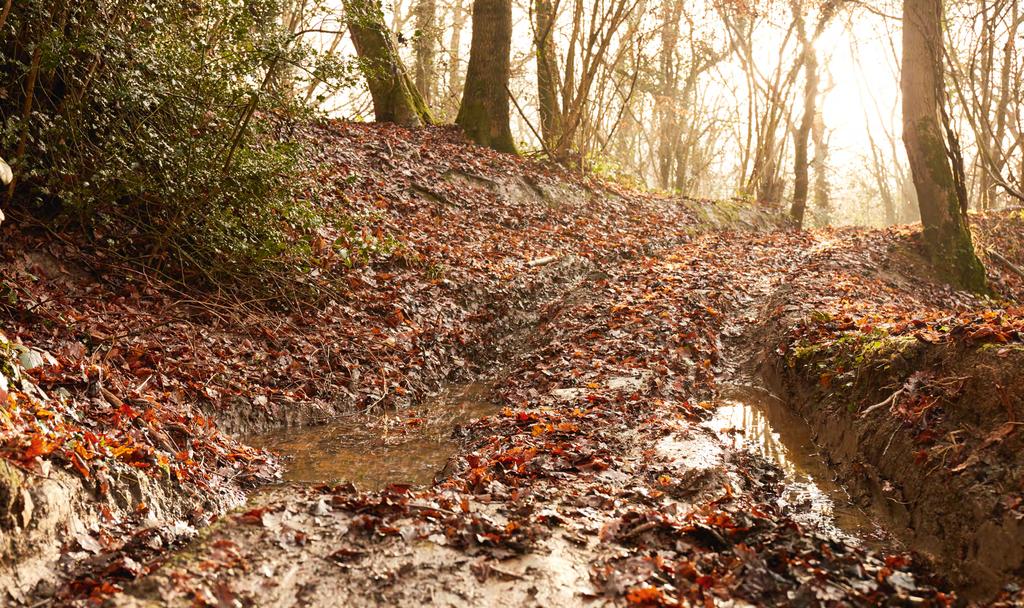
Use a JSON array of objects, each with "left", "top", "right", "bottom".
[
  {"left": 720, "top": 10, "right": 802, "bottom": 205},
  {"left": 790, "top": 0, "right": 838, "bottom": 228},
  {"left": 413, "top": 0, "right": 438, "bottom": 106},
  {"left": 946, "top": 0, "right": 1024, "bottom": 208}
]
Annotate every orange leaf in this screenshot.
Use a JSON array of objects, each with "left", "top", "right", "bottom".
[
  {"left": 70, "top": 452, "right": 91, "bottom": 480},
  {"left": 626, "top": 586, "right": 664, "bottom": 605}
]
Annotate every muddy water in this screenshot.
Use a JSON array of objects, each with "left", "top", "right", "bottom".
[
  {"left": 247, "top": 383, "right": 498, "bottom": 490},
  {"left": 707, "top": 385, "right": 890, "bottom": 545}
]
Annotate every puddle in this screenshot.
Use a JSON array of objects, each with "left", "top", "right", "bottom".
[
  {"left": 706, "top": 385, "right": 889, "bottom": 545},
  {"left": 247, "top": 383, "right": 498, "bottom": 490}
]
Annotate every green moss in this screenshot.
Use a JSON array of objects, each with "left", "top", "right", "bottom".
[
  {"left": 979, "top": 343, "right": 1024, "bottom": 353},
  {"left": 790, "top": 330, "right": 917, "bottom": 375},
  {"left": 792, "top": 343, "right": 825, "bottom": 363},
  {"left": 914, "top": 118, "right": 989, "bottom": 293}
]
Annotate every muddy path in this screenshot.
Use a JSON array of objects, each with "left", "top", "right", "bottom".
[{"left": 94, "top": 230, "right": 961, "bottom": 608}]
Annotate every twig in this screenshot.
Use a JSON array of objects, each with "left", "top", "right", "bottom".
[
  {"left": 504, "top": 83, "right": 554, "bottom": 160},
  {"left": 102, "top": 318, "right": 181, "bottom": 343},
  {"left": 0, "top": 0, "right": 12, "bottom": 32}
]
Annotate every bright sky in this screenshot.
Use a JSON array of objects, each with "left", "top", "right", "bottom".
[{"left": 820, "top": 11, "right": 905, "bottom": 170}]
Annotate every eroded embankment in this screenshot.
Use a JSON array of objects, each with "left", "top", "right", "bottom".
[
  {"left": 756, "top": 220, "right": 1024, "bottom": 602},
  {"left": 0, "top": 122, "right": 779, "bottom": 604}
]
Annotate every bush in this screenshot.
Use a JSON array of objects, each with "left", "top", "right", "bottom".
[{"left": 0, "top": 0, "right": 346, "bottom": 297}]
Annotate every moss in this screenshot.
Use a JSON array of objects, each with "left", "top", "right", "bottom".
[
  {"left": 978, "top": 343, "right": 1024, "bottom": 353},
  {"left": 713, "top": 199, "right": 742, "bottom": 222},
  {"left": 914, "top": 118, "right": 989, "bottom": 293},
  {"left": 457, "top": 99, "right": 517, "bottom": 154},
  {"left": 0, "top": 458, "right": 26, "bottom": 528},
  {"left": 853, "top": 335, "right": 917, "bottom": 365},
  {"left": 792, "top": 343, "right": 825, "bottom": 363},
  {"left": 790, "top": 331, "right": 918, "bottom": 375}
]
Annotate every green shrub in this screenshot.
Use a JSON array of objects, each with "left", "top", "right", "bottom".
[{"left": 1, "top": 0, "right": 350, "bottom": 298}]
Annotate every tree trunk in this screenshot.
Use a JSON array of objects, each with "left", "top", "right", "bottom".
[
  {"left": 534, "top": 0, "right": 562, "bottom": 152},
  {"left": 790, "top": 17, "right": 817, "bottom": 229},
  {"left": 442, "top": 0, "right": 468, "bottom": 120},
  {"left": 991, "top": 0, "right": 1020, "bottom": 208},
  {"left": 812, "top": 110, "right": 831, "bottom": 225},
  {"left": 456, "top": 0, "right": 516, "bottom": 152},
  {"left": 344, "top": 0, "right": 432, "bottom": 126},
  {"left": 901, "top": 0, "right": 986, "bottom": 290},
  {"left": 413, "top": 0, "right": 437, "bottom": 107},
  {"left": 656, "top": 2, "right": 682, "bottom": 190}
]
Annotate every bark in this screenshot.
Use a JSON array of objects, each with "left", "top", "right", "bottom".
[
  {"left": 456, "top": 0, "right": 516, "bottom": 153},
  {"left": 656, "top": 2, "right": 683, "bottom": 190},
  {"left": 812, "top": 110, "right": 831, "bottom": 224},
  {"left": 534, "top": 0, "right": 562, "bottom": 152},
  {"left": 413, "top": 0, "right": 437, "bottom": 106},
  {"left": 901, "top": 0, "right": 986, "bottom": 290},
  {"left": 344, "top": 0, "right": 432, "bottom": 126},
  {"left": 443, "top": 0, "right": 468, "bottom": 119},
  {"left": 789, "top": 12, "right": 817, "bottom": 228}
]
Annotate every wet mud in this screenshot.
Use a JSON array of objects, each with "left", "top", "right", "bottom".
[{"left": 247, "top": 383, "right": 498, "bottom": 489}]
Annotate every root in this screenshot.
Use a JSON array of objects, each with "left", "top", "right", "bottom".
[{"left": 860, "top": 388, "right": 903, "bottom": 418}]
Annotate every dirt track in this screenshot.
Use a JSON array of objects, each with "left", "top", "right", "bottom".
[
  {"left": 101, "top": 230, "right": 968, "bottom": 607},
  {"left": 4, "top": 125, "right": 1024, "bottom": 606}
]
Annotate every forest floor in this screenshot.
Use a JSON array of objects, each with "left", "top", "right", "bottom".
[{"left": 2, "top": 122, "right": 1024, "bottom": 607}]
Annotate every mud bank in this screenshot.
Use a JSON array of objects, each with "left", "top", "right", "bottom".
[
  {"left": 752, "top": 224, "right": 1024, "bottom": 602},
  {"left": 763, "top": 340, "right": 1024, "bottom": 600},
  {"left": 103, "top": 231, "right": 956, "bottom": 608}
]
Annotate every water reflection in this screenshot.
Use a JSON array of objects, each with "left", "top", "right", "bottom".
[
  {"left": 706, "top": 386, "right": 887, "bottom": 544},
  {"left": 247, "top": 383, "right": 497, "bottom": 490}
]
